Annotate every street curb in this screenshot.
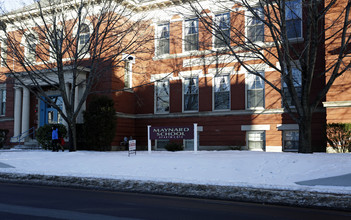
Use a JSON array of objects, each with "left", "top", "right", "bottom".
[{"left": 0, "top": 172, "right": 350, "bottom": 211}]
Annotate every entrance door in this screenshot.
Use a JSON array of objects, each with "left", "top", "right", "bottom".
[{"left": 40, "top": 96, "right": 63, "bottom": 126}]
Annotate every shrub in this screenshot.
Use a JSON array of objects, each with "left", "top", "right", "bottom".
[
  {"left": 326, "top": 123, "right": 351, "bottom": 153},
  {"left": 0, "top": 129, "right": 9, "bottom": 148},
  {"left": 83, "top": 95, "right": 116, "bottom": 151},
  {"left": 36, "top": 124, "right": 67, "bottom": 150},
  {"left": 165, "top": 142, "right": 184, "bottom": 151}
]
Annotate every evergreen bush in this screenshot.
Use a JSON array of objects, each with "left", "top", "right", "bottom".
[
  {"left": 326, "top": 123, "right": 351, "bottom": 153},
  {"left": 36, "top": 124, "right": 67, "bottom": 150},
  {"left": 165, "top": 142, "right": 184, "bottom": 151},
  {"left": 0, "top": 129, "right": 9, "bottom": 148},
  {"left": 83, "top": 95, "right": 116, "bottom": 151}
]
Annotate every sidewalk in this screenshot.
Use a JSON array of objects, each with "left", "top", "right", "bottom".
[{"left": 0, "top": 150, "right": 351, "bottom": 210}]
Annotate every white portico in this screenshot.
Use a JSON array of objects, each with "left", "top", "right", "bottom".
[{"left": 10, "top": 67, "right": 89, "bottom": 142}]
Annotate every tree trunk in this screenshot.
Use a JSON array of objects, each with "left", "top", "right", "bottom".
[
  {"left": 68, "top": 123, "right": 77, "bottom": 152},
  {"left": 298, "top": 115, "right": 313, "bottom": 153}
]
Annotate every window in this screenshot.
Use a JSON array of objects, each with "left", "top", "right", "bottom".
[
  {"left": 0, "top": 87, "right": 5, "bottom": 116},
  {"left": 0, "top": 39, "right": 7, "bottom": 67},
  {"left": 25, "top": 33, "right": 37, "bottom": 63},
  {"left": 157, "top": 23, "right": 170, "bottom": 55},
  {"left": 214, "top": 74, "right": 230, "bottom": 110},
  {"left": 282, "top": 67, "right": 301, "bottom": 106},
  {"left": 247, "top": 71, "right": 264, "bottom": 109},
  {"left": 155, "top": 80, "right": 169, "bottom": 113},
  {"left": 214, "top": 13, "right": 230, "bottom": 48},
  {"left": 124, "top": 60, "right": 132, "bottom": 88},
  {"left": 285, "top": 0, "right": 302, "bottom": 39},
  {"left": 78, "top": 23, "right": 90, "bottom": 54},
  {"left": 183, "top": 77, "right": 198, "bottom": 111},
  {"left": 184, "top": 19, "right": 199, "bottom": 51},
  {"left": 283, "top": 130, "right": 299, "bottom": 151},
  {"left": 247, "top": 131, "right": 265, "bottom": 151},
  {"left": 247, "top": 8, "right": 264, "bottom": 42}
]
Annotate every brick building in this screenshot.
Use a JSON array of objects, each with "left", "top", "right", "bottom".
[{"left": 0, "top": 0, "right": 349, "bottom": 152}]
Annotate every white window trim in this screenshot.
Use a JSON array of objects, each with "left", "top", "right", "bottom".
[
  {"left": 246, "top": 130, "right": 266, "bottom": 151},
  {"left": 212, "top": 73, "right": 231, "bottom": 111},
  {"left": 245, "top": 71, "right": 265, "bottom": 110},
  {"left": 241, "top": 124, "right": 270, "bottom": 131},
  {"left": 183, "top": 18, "right": 199, "bottom": 52},
  {"left": 245, "top": 7, "right": 264, "bottom": 43},
  {"left": 73, "top": 21, "right": 93, "bottom": 59},
  {"left": 21, "top": 31, "right": 39, "bottom": 65},
  {"left": 155, "top": 23, "right": 170, "bottom": 57},
  {"left": 213, "top": 12, "right": 230, "bottom": 49},
  {"left": 181, "top": 73, "right": 199, "bottom": 113},
  {"left": 154, "top": 77, "right": 170, "bottom": 114}
]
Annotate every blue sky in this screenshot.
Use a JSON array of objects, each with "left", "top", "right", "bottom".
[{"left": 2, "top": 0, "right": 33, "bottom": 12}]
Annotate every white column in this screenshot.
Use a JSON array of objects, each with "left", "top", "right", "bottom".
[
  {"left": 194, "top": 123, "right": 198, "bottom": 153},
  {"left": 147, "top": 125, "right": 151, "bottom": 154},
  {"left": 21, "top": 87, "right": 30, "bottom": 136},
  {"left": 13, "top": 87, "right": 22, "bottom": 138}
]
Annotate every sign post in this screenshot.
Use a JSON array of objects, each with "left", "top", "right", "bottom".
[
  {"left": 194, "top": 123, "right": 197, "bottom": 153},
  {"left": 147, "top": 125, "right": 151, "bottom": 154},
  {"left": 128, "top": 139, "right": 136, "bottom": 156}
]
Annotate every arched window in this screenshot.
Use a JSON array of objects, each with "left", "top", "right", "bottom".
[
  {"left": 25, "top": 33, "right": 37, "bottom": 63},
  {"left": 78, "top": 23, "right": 90, "bottom": 54}
]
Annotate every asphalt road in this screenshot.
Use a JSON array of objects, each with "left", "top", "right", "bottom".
[{"left": 0, "top": 182, "right": 350, "bottom": 220}]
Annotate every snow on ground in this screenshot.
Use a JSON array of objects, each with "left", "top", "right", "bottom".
[{"left": 0, "top": 150, "right": 351, "bottom": 194}]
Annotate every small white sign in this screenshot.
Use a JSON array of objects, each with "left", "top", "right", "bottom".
[{"left": 129, "top": 140, "right": 136, "bottom": 151}]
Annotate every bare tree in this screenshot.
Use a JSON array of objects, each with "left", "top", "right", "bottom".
[
  {"left": 0, "top": 0, "right": 151, "bottom": 151},
  {"left": 182, "top": 0, "right": 351, "bottom": 153}
]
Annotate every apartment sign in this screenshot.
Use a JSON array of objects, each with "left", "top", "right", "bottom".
[{"left": 150, "top": 126, "right": 194, "bottom": 140}]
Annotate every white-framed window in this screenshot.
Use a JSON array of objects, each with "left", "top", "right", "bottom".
[
  {"left": 282, "top": 67, "right": 301, "bottom": 107},
  {"left": 155, "top": 80, "right": 170, "bottom": 113},
  {"left": 184, "top": 18, "right": 199, "bottom": 51},
  {"left": 0, "top": 39, "right": 7, "bottom": 67},
  {"left": 78, "top": 23, "right": 90, "bottom": 54},
  {"left": 246, "top": 7, "right": 264, "bottom": 42},
  {"left": 183, "top": 77, "right": 199, "bottom": 112},
  {"left": 124, "top": 61, "right": 132, "bottom": 89},
  {"left": 283, "top": 130, "right": 299, "bottom": 151},
  {"left": 24, "top": 33, "right": 37, "bottom": 63},
  {"left": 157, "top": 23, "right": 170, "bottom": 56},
  {"left": 214, "top": 12, "right": 230, "bottom": 48},
  {"left": 285, "top": 0, "right": 302, "bottom": 39},
  {"left": 247, "top": 71, "right": 265, "bottom": 109},
  {"left": 247, "top": 131, "right": 265, "bottom": 151},
  {"left": 0, "top": 85, "right": 6, "bottom": 116},
  {"left": 213, "top": 74, "right": 230, "bottom": 110}
]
